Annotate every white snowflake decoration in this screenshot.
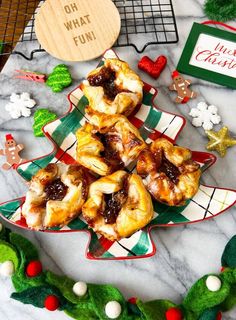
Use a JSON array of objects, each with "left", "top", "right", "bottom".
[
  {"left": 189, "top": 101, "right": 221, "bottom": 130},
  {"left": 5, "top": 92, "right": 36, "bottom": 119}
]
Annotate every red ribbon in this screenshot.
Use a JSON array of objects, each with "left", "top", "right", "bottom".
[{"left": 202, "top": 20, "right": 236, "bottom": 32}]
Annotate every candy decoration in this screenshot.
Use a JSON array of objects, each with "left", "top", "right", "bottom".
[
  {"left": 33, "top": 109, "right": 57, "bottom": 137},
  {"left": 0, "top": 134, "right": 25, "bottom": 170},
  {"left": 46, "top": 64, "right": 72, "bottom": 93},
  {"left": 72, "top": 281, "right": 87, "bottom": 297},
  {"left": 138, "top": 55, "right": 167, "bottom": 79},
  {"left": 44, "top": 294, "right": 60, "bottom": 311},
  {"left": 5, "top": 92, "right": 36, "bottom": 119},
  {"left": 26, "top": 260, "right": 43, "bottom": 277},
  {"left": 105, "top": 301, "right": 122, "bottom": 319},
  {"left": 206, "top": 276, "right": 222, "bottom": 292},
  {"left": 204, "top": 0, "right": 236, "bottom": 22},
  {"left": 15, "top": 70, "right": 46, "bottom": 83},
  {"left": 189, "top": 102, "right": 221, "bottom": 130},
  {"left": 0, "top": 260, "right": 15, "bottom": 276},
  {"left": 169, "top": 70, "right": 197, "bottom": 104},
  {"left": 205, "top": 126, "right": 236, "bottom": 157},
  {"left": 165, "top": 307, "right": 183, "bottom": 320}
]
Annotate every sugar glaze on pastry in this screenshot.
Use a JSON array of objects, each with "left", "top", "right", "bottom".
[
  {"left": 137, "top": 138, "right": 201, "bottom": 206},
  {"left": 82, "top": 170, "right": 154, "bottom": 241},
  {"left": 22, "top": 163, "right": 91, "bottom": 230},
  {"left": 81, "top": 58, "right": 143, "bottom": 116},
  {"left": 76, "top": 114, "right": 146, "bottom": 176}
]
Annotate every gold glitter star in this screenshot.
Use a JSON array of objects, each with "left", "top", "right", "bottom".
[{"left": 205, "top": 126, "right": 236, "bottom": 157}]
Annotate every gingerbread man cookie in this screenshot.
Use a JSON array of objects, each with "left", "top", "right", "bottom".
[
  {"left": 0, "top": 134, "right": 25, "bottom": 170},
  {"left": 169, "top": 70, "right": 197, "bottom": 104}
]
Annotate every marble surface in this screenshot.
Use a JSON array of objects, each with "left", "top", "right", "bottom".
[{"left": 0, "top": 0, "right": 236, "bottom": 319}]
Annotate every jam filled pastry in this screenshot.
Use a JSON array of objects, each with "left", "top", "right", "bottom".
[
  {"left": 137, "top": 138, "right": 201, "bottom": 206},
  {"left": 76, "top": 114, "right": 146, "bottom": 176},
  {"left": 22, "top": 163, "right": 92, "bottom": 230},
  {"left": 81, "top": 58, "right": 143, "bottom": 116},
  {"left": 82, "top": 170, "right": 154, "bottom": 241}
]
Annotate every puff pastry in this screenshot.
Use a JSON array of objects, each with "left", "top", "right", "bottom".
[
  {"left": 76, "top": 114, "right": 146, "bottom": 176},
  {"left": 137, "top": 138, "right": 201, "bottom": 206},
  {"left": 82, "top": 170, "right": 154, "bottom": 240},
  {"left": 81, "top": 58, "right": 143, "bottom": 116},
  {"left": 22, "top": 163, "right": 92, "bottom": 230}
]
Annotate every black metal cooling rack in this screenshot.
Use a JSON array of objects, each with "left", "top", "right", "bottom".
[{"left": 0, "top": 0, "right": 179, "bottom": 60}]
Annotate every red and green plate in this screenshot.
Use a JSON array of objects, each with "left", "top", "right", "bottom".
[{"left": 0, "top": 50, "right": 235, "bottom": 260}]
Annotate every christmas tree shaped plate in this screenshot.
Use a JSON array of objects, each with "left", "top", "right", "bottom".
[{"left": 0, "top": 50, "right": 235, "bottom": 260}]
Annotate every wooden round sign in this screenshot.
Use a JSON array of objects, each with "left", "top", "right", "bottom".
[{"left": 35, "top": 0, "right": 121, "bottom": 61}]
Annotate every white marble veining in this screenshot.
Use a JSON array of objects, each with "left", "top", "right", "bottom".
[{"left": 0, "top": 0, "right": 236, "bottom": 319}]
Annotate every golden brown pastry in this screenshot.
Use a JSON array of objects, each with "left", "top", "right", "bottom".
[
  {"left": 76, "top": 114, "right": 146, "bottom": 176},
  {"left": 81, "top": 58, "right": 143, "bottom": 116},
  {"left": 22, "top": 163, "right": 92, "bottom": 230},
  {"left": 137, "top": 138, "right": 201, "bottom": 206},
  {"left": 82, "top": 170, "right": 154, "bottom": 240}
]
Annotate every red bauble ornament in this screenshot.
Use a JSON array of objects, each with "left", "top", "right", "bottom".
[
  {"left": 44, "top": 295, "right": 60, "bottom": 311},
  {"left": 165, "top": 307, "right": 183, "bottom": 320},
  {"left": 128, "top": 297, "right": 137, "bottom": 304},
  {"left": 216, "top": 312, "right": 222, "bottom": 320},
  {"left": 26, "top": 260, "right": 43, "bottom": 277}
]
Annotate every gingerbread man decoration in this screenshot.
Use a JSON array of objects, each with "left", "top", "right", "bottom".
[
  {"left": 0, "top": 134, "right": 25, "bottom": 170},
  {"left": 169, "top": 70, "right": 197, "bottom": 104}
]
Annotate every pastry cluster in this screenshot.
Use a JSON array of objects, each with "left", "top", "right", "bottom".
[{"left": 22, "top": 58, "right": 201, "bottom": 240}]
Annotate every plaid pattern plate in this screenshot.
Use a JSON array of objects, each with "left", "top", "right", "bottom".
[{"left": 0, "top": 50, "right": 235, "bottom": 260}]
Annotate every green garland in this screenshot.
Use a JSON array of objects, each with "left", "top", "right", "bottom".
[
  {"left": 204, "top": 0, "right": 236, "bottom": 22},
  {"left": 0, "top": 223, "right": 236, "bottom": 320}
]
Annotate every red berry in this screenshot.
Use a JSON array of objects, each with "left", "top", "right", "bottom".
[
  {"left": 44, "top": 295, "right": 60, "bottom": 311},
  {"left": 128, "top": 297, "right": 137, "bottom": 304},
  {"left": 216, "top": 312, "right": 222, "bottom": 320},
  {"left": 166, "top": 307, "right": 183, "bottom": 320},
  {"left": 26, "top": 260, "right": 43, "bottom": 277}
]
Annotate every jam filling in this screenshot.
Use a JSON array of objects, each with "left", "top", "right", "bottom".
[
  {"left": 97, "top": 132, "right": 124, "bottom": 170},
  {"left": 159, "top": 155, "right": 180, "bottom": 184},
  {"left": 45, "top": 178, "right": 68, "bottom": 201},
  {"left": 102, "top": 175, "right": 129, "bottom": 224},
  {"left": 88, "top": 66, "right": 123, "bottom": 101}
]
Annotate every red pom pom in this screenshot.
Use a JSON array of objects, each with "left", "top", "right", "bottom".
[
  {"left": 220, "top": 267, "right": 226, "bottom": 272},
  {"left": 26, "top": 260, "right": 43, "bottom": 277},
  {"left": 44, "top": 295, "right": 60, "bottom": 311},
  {"left": 216, "top": 312, "right": 222, "bottom": 320},
  {"left": 128, "top": 297, "right": 137, "bottom": 304},
  {"left": 166, "top": 307, "right": 183, "bottom": 320}
]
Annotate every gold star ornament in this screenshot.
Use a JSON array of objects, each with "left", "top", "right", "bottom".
[{"left": 205, "top": 126, "right": 236, "bottom": 157}]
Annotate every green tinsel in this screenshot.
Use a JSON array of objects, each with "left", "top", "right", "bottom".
[{"left": 204, "top": 0, "right": 236, "bottom": 22}]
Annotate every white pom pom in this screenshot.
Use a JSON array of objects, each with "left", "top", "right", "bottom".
[
  {"left": 206, "top": 275, "right": 221, "bottom": 292},
  {"left": 72, "top": 281, "right": 87, "bottom": 297},
  {"left": 0, "top": 223, "right": 2, "bottom": 232},
  {"left": 105, "top": 301, "right": 122, "bottom": 319},
  {"left": 0, "top": 261, "right": 15, "bottom": 276}
]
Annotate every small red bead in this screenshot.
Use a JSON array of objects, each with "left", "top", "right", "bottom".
[
  {"left": 216, "top": 312, "right": 222, "bottom": 320},
  {"left": 26, "top": 260, "right": 43, "bottom": 277},
  {"left": 128, "top": 297, "right": 137, "bottom": 304},
  {"left": 44, "top": 295, "right": 60, "bottom": 311},
  {"left": 166, "top": 307, "right": 183, "bottom": 320},
  {"left": 220, "top": 267, "right": 226, "bottom": 272}
]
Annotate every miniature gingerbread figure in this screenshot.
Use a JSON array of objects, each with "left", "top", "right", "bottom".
[
  {"left": 0, "top": 134, "right": 25, "bottom": 170},
  {"left": 169, "top": 70, "right": 197, "bottom": 104}
]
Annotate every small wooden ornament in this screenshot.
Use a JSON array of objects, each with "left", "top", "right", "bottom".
[{"left": 35, "top": 0, "right": 121, "bottom": 62}]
